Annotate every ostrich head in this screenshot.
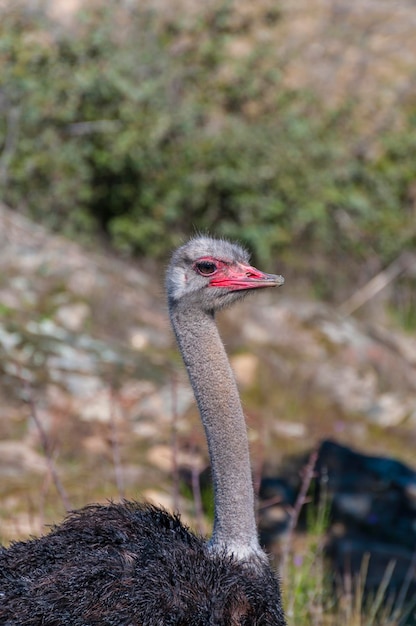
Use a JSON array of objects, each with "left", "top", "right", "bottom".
[{"left": 166, "top": 236, "right": 284, "bottom": 312}]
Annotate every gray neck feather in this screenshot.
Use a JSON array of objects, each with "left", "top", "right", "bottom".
[{"left": 169, "top": 302, "right": 264, "bottom": 560}]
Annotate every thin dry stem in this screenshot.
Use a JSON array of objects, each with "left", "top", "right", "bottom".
[
  {"left": 190, "top": 446, "right": 204, "bottom": 536},
  {"left": 109, "top": 387, "right": 125, "bottom": 499},
  {"left": 391, "top": 551, "right": 416, "bottom": 622},
  {"left": 23, "top": 381, "right": 72, "bottom": 512},
  {"left": 169, "top": 371, "right": 180, "bottom": 512},
  {"left": 339, "top": 253, "right": 416, "bottom": 316},
  {"left": 281, "top": 448, "right": 319, "bottom": 575},
  {"left": 365, "top": 559, "right": 396, "bottom": 626}
]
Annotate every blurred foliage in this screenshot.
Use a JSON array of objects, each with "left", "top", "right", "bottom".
[{"left": 0, "top": 0, "right": 415, "bottom": 275}]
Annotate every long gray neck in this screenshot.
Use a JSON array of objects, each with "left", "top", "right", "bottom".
[{"left": 169, "top": 302, "right": 264, "bottom": 560}]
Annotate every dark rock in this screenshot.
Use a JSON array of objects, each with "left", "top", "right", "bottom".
[
  {"left": 259, "top": 438, "right": 416, "bottom": 619},
  {"left": 316, "top": 439, "right": 416, "bottom": 550}
]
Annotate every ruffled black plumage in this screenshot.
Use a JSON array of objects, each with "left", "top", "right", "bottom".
[{"left": 0, "top": 501, "right": 285, "bottom": 625}]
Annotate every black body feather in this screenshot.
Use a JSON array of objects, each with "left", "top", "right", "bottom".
[{"left": 0, "top": 502, "right": 285, "bottom": 625}]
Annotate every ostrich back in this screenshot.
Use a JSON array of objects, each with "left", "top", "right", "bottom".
[{"left": 0, "top": 501, "right": 285, "bottom": 626}]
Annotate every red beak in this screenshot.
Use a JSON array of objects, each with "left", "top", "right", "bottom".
[{"left": 208, "top": 262, "right": 284, "bottom": 291}]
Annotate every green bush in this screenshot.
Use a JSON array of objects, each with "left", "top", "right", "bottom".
[{"left": 0, "top": 1, "right": 415, "bottom": 274}]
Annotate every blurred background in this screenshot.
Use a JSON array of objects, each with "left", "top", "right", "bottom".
[{"left": 0, "top": 0, "right": 416, "bottom": 623}]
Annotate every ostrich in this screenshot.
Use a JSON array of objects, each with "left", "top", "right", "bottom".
[{"left": 0, "top": 236, "right": 286, "bottom": 626}]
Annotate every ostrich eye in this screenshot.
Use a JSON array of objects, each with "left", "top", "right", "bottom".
[{"left": 195, "top": 261, "right": 217, "bottom": 276}]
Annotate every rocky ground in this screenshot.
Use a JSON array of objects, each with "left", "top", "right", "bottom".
[{"left": 1, "top": 202, "right": 415, "bottom": 545}]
